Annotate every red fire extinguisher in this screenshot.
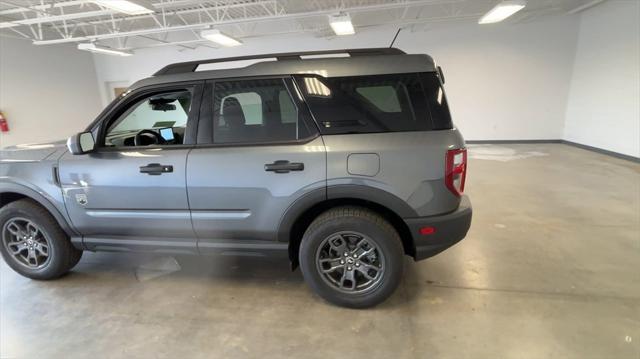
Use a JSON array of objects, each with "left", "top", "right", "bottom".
[{"left": 0, "top": 112, "right": 8, "bottom": 132}]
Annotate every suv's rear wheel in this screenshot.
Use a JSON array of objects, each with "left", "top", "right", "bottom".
[
  {"left": 0, "top": 199, "right": 82, "bottom": 280},
  {"left": 299, "top": 207, "right": 404, "bottom": 308}
]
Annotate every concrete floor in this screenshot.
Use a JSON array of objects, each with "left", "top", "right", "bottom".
[{"left": 1, "top": 144, "right": 639, "bottom": 359}]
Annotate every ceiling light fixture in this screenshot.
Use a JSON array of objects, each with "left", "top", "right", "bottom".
[
  {"left": 78, "top": 43, "right": 133, "bottom": 56},
  {"left": 479, "top": 0, "right": 526, "bottom": 24},
  {"left": 201, "top": 29, "right": 243, "bottom": 47},
  {"left": 92, "top": 0, "right": 155, "bottom": 15},
  {"left": 329, "top": 13, "right": 355, "bottom": 35}
]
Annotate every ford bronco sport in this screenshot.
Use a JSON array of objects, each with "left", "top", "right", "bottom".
[{"left": 0, "top": 48, "right": 471, "bottom": 308}]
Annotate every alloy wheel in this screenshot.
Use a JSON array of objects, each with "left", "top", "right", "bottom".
[
  {"left": 2, "top": 217, "right": 51, "bottom": 269},
  {"left": 315, "top": 231, "right": 385, "bottom": 293}
]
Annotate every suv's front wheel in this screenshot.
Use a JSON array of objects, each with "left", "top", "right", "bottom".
[
  {"left": 0, "top": 199, "right": 82, "bottom": 280},
  {"left": 299, "top": 207, "right": 404, "bottom": 308}
]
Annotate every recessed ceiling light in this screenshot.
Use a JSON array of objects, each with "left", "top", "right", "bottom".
[
  {"left": 329, "top": 13, "right": 355, "bottom": 36},
  {"left": 78, "top": 43, "right": 133, "bottom": 56},
  {"left": 92, "top": 0, "right": 155, "bottom": 15},
  {"left": 201, "top": 29, "right": 243, "bottom": 47},
  {"left": 479, "top": 0, "right": 527, "bottom": 24}
]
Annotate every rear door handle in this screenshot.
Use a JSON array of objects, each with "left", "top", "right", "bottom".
[
  {"left": 264, "top": 160, "right": 304, "bottom": 173},
  {"left": 140, "top": 163, "right": 173, "bottom": 175}
]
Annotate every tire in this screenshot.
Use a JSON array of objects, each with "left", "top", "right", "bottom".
[
  {"left": 299, "top": 206, "right": 404, "bottom": 308},
  {"left": 0, "top": 199, "right": 82, "bottom": 280}
]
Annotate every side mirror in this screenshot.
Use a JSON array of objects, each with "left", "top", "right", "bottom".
[{"left": 67, "top": 132, "right": 95, "bottom": 155}]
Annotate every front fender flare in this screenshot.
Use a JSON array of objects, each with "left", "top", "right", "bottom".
[{"left": 0, "top": 181, "right": 78, "bottom": 238}]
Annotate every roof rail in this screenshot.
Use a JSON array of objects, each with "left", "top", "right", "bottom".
[{"left": 153, "top": 47, "right": 406, "bottom": 76}]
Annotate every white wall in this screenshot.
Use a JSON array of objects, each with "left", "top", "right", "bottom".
[
  {"left": 0, "top": 37, "right": 102, "bottom": 147},
  {"left": 92, "top": 16, "right": 580, "bottom": 141},
  {"left": 400, "top": 18, "right": 579, "bottom": 141},
  {"left": 564, "top": 0, "right": 640, "bottom": 158},
  {"left": 5, "top": 2, "right": 635, "bottom": 154}
]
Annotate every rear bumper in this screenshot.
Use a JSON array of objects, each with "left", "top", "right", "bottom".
[{"left": 404, "top": 195, "right": 472, "bottom": 261}]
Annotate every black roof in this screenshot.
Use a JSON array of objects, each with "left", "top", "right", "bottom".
[
  {"left": 154, "top": 48, "right": 406, "bottom": 76},
  {"left": 129, "top": 48, "right": 436, "bottom": 91}
]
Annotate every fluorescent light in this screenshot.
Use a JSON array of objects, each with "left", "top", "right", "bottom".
[
  {"left": 329, "top": 14, "right": 355, "bottom": 36},
  {"left": 201, "top": 29, "right": 242, "bottom": 47},
  {"left": 479, "top": 0, "right": 526, "bottom": 24},
  {"left": 78, "top": 43, "right": 133, "bottom": 56},
  {"left": 92, "top": 0, "right": 154, "bottom": 15}
]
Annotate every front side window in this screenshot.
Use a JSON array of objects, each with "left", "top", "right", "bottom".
[
  {"left": 294, "top": 73, "right": 431, "bottom": 135},
  {"left": 105, "top": 90, "right": 192, "bottom": 147},
  {"left": 212, "top": 79, "right": 312, "bottom": 144}
]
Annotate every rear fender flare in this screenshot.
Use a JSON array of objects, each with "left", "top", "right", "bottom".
[{"left": 277, "top": 185, "right": 417, "bottom": 265}]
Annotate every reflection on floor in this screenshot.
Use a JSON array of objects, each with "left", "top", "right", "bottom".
[{"left": 1, "top": 144, "right": 639, "bottom": 359}]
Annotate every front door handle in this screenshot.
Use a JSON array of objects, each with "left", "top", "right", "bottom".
[
  {"left": 140, "top": 163, "right": 173, "bottom": 175},
  {"left": 264, "top": 160, "right": 304, "bottom": 173}
]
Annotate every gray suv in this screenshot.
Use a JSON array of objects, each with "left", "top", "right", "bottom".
[{"left": 0, "top": 48, "right": 471, "bottom": 308}]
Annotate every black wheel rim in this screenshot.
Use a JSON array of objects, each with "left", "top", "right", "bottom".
[
  {"left": 315, "top": 231, "right": 385, "bottom": 294},
  {"left": 2, "top": 217, "right": 51, "bottom": 269}
]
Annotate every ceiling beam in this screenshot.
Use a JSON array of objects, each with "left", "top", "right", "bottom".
[
  {"left": 120, "top": 11, "right": 484, "bottom": 51},
  {"left": 31, "top": 0, "right": 465, "bottom": 45},
  {"left": 0, "top": 0, "right": 280, "bottom": 28},
  {"left": 0, "top": 0, "right": 209, "bottom": 16},
  {"left": 0, "top": 0, "right": 87, "bottom": 16},
  {"left": 567, "top": 0, "right": 606, "bottom": 14},
  {"left": 81, "top": 0, "right": 281, "bottom": 27},
  {"left": 1, "top": 9, "right": 115, "bottom": 26}
]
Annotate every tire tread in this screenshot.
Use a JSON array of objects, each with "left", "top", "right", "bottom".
[
  {"left": 0, "top": 199, "right": 82, "bottom": 280},
  {"left": 300, "top": 206, "right": 403, "bottom": 308}
]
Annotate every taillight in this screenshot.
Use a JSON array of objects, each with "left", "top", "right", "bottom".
[{"left": 445, "top": 148, "right": 467, "bottom": 196}]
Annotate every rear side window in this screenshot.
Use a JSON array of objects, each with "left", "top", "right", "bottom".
[
  {"left": 294, "top": 73, "right": 431, "bottom": 135},
  {"left": 212, "top": 79, "right": 313, "bottom": 144},
  {"left": 220, "top": 92, "right": 262, "bottom": 125},
  {"left": 355, "top": 86, "right": 402, "bottom": 112},
  {"left": 421, "top": 72, "right": 453, "bottom": 130}
]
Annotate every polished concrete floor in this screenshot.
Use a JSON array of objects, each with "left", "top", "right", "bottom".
[{"left": 1, "top": 144, "right": 639, "bottom": 359}]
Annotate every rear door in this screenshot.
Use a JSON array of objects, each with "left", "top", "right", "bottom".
[{"left": 187, "top": 77, "right": 325, "bottom": 253}]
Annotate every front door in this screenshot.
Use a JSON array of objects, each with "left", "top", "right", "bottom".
[
  {"left": 59, "top": 83, "right": 203, "bottom": 253},
  {"left": 187, "top": 78, "right": 326, "bottom": 253}
]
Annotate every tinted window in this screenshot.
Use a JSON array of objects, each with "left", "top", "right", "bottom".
[
  {"left": 279, "top": 90, "right": 297, "bottom": 124},
  {"left": 220, "top": 92, "right": 262, "bottom": 125},
  {"left": 294, "top": 73, "right": 431, "bottom": 135},
  {"left": 213, "top": 79, "right": 312, "bottom": 144},
  {"left": 421, "top": 72, "right": 453, "bottom": 130},
  {"left": 356, "top": 86, "right": 402, "bottom": 112},
  {"left": 105, "top": 90, "right": 192, "bottom": 147}
]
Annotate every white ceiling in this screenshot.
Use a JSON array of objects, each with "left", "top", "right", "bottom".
[{"left": 0, "top": 0, "right": 606, "bottom": 51}]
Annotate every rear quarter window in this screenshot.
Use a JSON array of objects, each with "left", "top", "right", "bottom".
[
  {"left": 421, "top": 72, "right": 453, "bottom": 130},
  {"left": 294, "top": 72, "right": 452, "bottom": 134}
]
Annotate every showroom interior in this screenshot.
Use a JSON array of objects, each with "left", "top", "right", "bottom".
[{"left": 0, "top": 0, "right": 638, "bottom": 358}]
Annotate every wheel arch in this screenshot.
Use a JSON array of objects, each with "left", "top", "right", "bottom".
[
  {"left": 0, "top": 184, "right": 77, "bottom": 238},
  {"left": 279, "top": 185, "right": 416, "bottom": 267}
]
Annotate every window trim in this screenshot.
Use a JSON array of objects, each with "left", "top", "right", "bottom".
[
  {"left": 92, "top": 81, "right": 205, "bottom": 151},
  {"left": 196, "top": 76, "right": 319, "bottom": 147}
]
